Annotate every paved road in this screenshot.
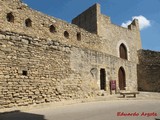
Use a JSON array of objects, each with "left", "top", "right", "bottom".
[{"left": 0, "top": 100, "right": 160, "bottom": 120}]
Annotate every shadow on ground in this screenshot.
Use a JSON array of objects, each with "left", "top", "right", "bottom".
[
  {"left": 117, "top": 96, "right": 136, "bottom": 98},
  {"left": 0, "top": 110, "right": 46, "bottom": 120}
]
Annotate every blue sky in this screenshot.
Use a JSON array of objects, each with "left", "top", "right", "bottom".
[{"left": 22, "top": 0, "right": 160, "bottom": 51}]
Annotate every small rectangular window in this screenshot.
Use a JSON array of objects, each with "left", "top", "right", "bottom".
[{"left": 22, "top": 70, "right": 27, "bottom": 76}]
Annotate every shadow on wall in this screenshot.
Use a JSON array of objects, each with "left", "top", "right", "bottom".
[{"left": 0, "top": 110, "right": 46, "bottom": 120}]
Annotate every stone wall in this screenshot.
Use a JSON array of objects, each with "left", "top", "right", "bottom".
[
  {"left": 0, "top": 31, "right": 138, "bottom": 109},
  {"left": 0, "top": 31, "right": 100, "bottom": 109},
  {"left": 0, "top": 0, "right": 139, "bottom": 109},
  {"left": 72, "top": 4, "right": 142, "bottom": 63},
  {"left": 138, "top": 50, "right": 160, "bottom": 92},
  {"left": 72, "top": 4, "right": 99, "bottom": 34},
  {"left": 0, "top": 0, "right": 102, "bottom": 53},
  {"left": 0, "top": 1, "right": 141, "bottom": 64}
]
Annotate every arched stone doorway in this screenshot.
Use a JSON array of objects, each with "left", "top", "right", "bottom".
[{"left": 118, "top": 67, "right": 126, "bottom": 90}]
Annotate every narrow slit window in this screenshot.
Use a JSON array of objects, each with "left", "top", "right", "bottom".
[{"left": 77, "top": 32, "right": 81, "bottom": 41}]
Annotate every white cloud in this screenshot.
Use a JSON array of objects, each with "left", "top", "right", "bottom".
[{"left": 121, "top": 15, "right": 151, "bottom": 30}]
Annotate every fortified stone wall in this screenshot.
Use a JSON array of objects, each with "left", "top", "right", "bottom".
[
  {"left": 72, "top": 4, "right": 142, "bottom": 63},
  {"left": 97, "top": 19, "right": 142, "bottom": 63},
  {"left": 70, "top": 47, "right": 138, "bottom": 92},
  {"left": 138, "top": 50, "right": 160, "bottom": 92},
  {"left": 1, "top": 1, "right": 141, "bottom": 63},
  {"left": 0, "top": 31, "right": 100, "bottom": 109},
  {"left": 0, "top": 0, "right": 102, "bottom": 53},
  {"left": 0, "top": 0, "right": 139, "bottom": 109},
  {"left": 0, "top": 31, "right": 137, "bottom": 109}
]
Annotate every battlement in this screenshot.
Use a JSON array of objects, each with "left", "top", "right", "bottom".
[
  {"left": 72, "top": 3, "right": 139, "bottom": 35},
  {"left": 128, "top": 19, "right": 139, "bottom": 30},
  {"left": 72, "top": 3, "right": 101, "bottom": 34}
]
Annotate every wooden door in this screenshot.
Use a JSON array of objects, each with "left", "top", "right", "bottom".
[
  {"left": 118, "top": 67, "right": 126, "bottom": 90},
  {"left": 119, "top": 44, "right": 127, "bottom": 60}
]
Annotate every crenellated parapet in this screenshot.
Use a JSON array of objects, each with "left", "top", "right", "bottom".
[{"left": 128, "top": 19, "right": 140, "bottom": 30}]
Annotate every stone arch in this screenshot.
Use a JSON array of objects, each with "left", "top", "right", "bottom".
[
  {"left": 118, "top": 67, "right": 126, "bottom": 90},
  {"left": 90, "top": 68, "right": 98, "bottom": 80},
  {"left": 119, "top": 43, "right": 127, "bottom": 60},
  {"left": 116, "top": 40, "right": 130, "bottom": 60},
  {"left": 6, "top": 12, "right": 14, "bottom": 23}
]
